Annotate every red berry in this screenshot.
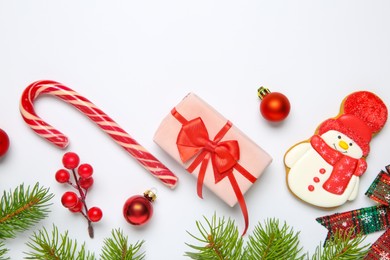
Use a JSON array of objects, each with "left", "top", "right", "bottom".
[
  {"left": 69, "top": 200, "right": 83, "bottom": 213},
  {"left": 79, "top": 177, "right": 94, "bottom": 190},
  {"left": 61, "top": 191, "right": 79, "bottom": 208},
  {"left": 55, "top": 169, "right": 70, "bottom": 183},
  {"left": 77, "top": 163, "right": 93, "bottom": 178},
  {"left": 88, "top": 207, "right": 103, "bottom": 222},
  {"left": 62, "top": 152, "right": 80, "bottom": 169},
  {"left": 0, "top": 128, "right": 10, "bottom": 158}
]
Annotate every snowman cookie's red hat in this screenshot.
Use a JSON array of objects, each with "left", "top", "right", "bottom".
[
  {"left": 318, "top": 114, "right": 372, "bottom": 156},
  {"left": 318, "top": 91, "right": 388, "bottom": 157}
]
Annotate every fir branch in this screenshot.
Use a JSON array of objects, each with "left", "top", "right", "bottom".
[
  {"left": 244, "top": 218, "right": 305, "bottom": 260},
  {"left": 24, "top": 224, "right": 95, "bottom": 260},
  {"left": 100, "top": 228, "right": 145, "bottom": 260},
  {"left": 24, "top": 226, "right": 145, "bottom": 260},
  {"left": 311, "top": 228, "right": 370, "bottom": 260},
  {"left": 0, "top": 241, "right": 9, "bottom": 260},
  {"left": 0, "top": 183, "right": 53, "bottom": 240},
  {"left": 185, "top": 214, "right": 372, "bottom": 260},
  {"left": 185, "top": 213, "right": 244, "bottom": 259}
]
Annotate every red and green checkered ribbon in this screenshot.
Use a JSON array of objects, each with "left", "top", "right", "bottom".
[{"left": 316, "top": 165, "right": 390, "bottom": 259}]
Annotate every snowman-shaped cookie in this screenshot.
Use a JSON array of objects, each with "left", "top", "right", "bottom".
[{"left": 284, "top": 91, "right": 388, "bottom": 208}]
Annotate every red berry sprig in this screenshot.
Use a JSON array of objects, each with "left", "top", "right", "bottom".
[{"left": 56, "top": 152, "right": 102, "bottom": 238}]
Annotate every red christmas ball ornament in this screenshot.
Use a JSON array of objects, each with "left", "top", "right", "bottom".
[
  {"left": 123, "top": 189, "right": 156, "bottom": 226},
  {"left": 258, "top": 87, "right": 291, "bottom": 122},
  {"left": 0, "top": 128, "right": 10, "bottom": 158}
]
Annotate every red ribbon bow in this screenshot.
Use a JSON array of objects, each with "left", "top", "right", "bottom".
[
  {"left": 171, "top": 108, "right": 256, "bottom": 235},
  {"left": 177, "top": 116, "right": 240, "bottom": 185}
]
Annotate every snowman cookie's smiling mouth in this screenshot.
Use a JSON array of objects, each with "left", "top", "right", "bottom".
[{"left": 333, "top": 143, "right": 348, "bottom": 153}]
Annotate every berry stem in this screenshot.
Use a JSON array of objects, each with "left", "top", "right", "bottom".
[
  {"left": 71, "top": 169, "right": 94, "bottom": 238},
  {"left": 67, "top": 181, "right": 78, "bottom": 190},
  {"left": 71, "top": 169, "right": 85, "bottom": 198}
]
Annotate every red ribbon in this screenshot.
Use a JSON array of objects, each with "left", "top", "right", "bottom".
[
  {"left": 171, "top": 108, "right": 256, "bottom": 235},
  {"left": 317, "top": 166, "right": 390, "bottom": 259}
]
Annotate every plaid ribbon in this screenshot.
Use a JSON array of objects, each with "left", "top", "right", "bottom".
[{"left": 316, "top": 165, "right": 390, "bottom": 259}]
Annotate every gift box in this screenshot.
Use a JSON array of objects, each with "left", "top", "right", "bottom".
[{"left": 154, "top": 93, "right": 272, "bottom": 225}]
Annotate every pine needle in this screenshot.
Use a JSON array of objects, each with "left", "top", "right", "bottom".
[
  {"left": 184, "top": 213, "right": 244, "bottom": 260},
  {"left": 23, "top": 226, "right": 144, "bottom": 260},
  {"left": 311, "top": 228, "right": 370, "bottom": 260},
  {"left": 100, "top": 228, "right": 145, "bottom": 260},
  {"left": 0, "top": 183, "right": 53, "bottom": 240},
  {"left": 184, "top": 215, "right": 371, "bottom": 260},
  {"left": 24, "top": 224, "right": 95, "bottom": 260},
  {"left": 244, "top": 218, "right": 305, "bottom": 260},
  {"left": 0, "top": 241, "right": 9, "bottom": 260},
  {"left": 0, "top": 183, "right": 372, "bottom": 260}
]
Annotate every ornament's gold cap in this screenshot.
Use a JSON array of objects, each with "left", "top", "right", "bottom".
[
  {"left": 257, "top": 86, "right": 271, "bottom": 100},
  {"left": 144, "top": 189, "right": 157, "bottom": 202}
]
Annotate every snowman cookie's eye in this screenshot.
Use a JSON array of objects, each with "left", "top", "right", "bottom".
[{"left": 338, "top": 135, "right": 341, "bottom": 139}]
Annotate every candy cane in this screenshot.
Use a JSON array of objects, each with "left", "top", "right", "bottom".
[{"left": 20, "top": 80, "right": 178, "bottom": 189}]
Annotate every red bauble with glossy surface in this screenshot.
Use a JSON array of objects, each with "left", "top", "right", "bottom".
[
  {"left": 260, "top": 92, "right": 291, "bottom": 122},
  {"left": 0, "top": 128, "right": 10, "bottom": 158},
  {"left": 123, "top": 195, "right": 153, "bottom": 225}
]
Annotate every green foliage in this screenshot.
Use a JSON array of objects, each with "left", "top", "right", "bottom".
[
  {"left": 185, "top": 214, "right": 244, "bottom": 259},
  {"left": 0, "top": 183, "right": 54, "bottom": 240},
  {"left": 185, "top": 214, "right": 371, "bottom": 260},
  {"left": 100, "top": 229, "right": 145, "bottom": 260},
  {"left": 311, "top": 229, "right": 370, "bottom": 260},
  {"left": 0, "top": 241, "right": 9, "bottom": 260},
  {"left": 0, "top": 182, "right": 145, "bottom": 259},
  {"left": 24, "top": 225, "right": 95, "bottom": 260},
  {"left": 0, "top": 182, "right": 371, "bottom": 259},
  {"left": 244, "top": 219, "right": 305, "bottom": 260},
  {"left": 24, "top": 226, "right": 146, "bottom": 260}
]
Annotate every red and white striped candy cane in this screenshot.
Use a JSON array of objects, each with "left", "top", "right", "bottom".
[{"left": 20, "top": 80, "right": 178, "bottom": 189}]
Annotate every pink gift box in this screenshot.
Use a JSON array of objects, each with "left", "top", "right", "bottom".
[{"left": 154, "top": 93, "right": 272, "bottom": 207}]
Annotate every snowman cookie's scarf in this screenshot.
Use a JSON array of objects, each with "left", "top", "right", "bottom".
[{"left": 310, "top": 135, "right": 367, "bottom": 195}]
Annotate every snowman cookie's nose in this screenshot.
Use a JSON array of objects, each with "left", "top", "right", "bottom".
[{"left": 338, "top": 140, "right": 349, "bottom": 150}]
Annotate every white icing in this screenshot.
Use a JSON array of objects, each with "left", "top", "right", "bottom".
[
  {"left": 285, "top": 130, "right": 364, "bottom": 208},
  {"left": 347, "top": 176, "right": 359, "bottom": 201},
  {"left": 321, "top": 130, "right": 363, "bottom": 159},
  {"left": 284, "top": 142, "right": 311, "bottom": 168}
]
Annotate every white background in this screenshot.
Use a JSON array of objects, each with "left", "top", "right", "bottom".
[{"left": 1, "top": 1, "right": 390, "bottom": 259}]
